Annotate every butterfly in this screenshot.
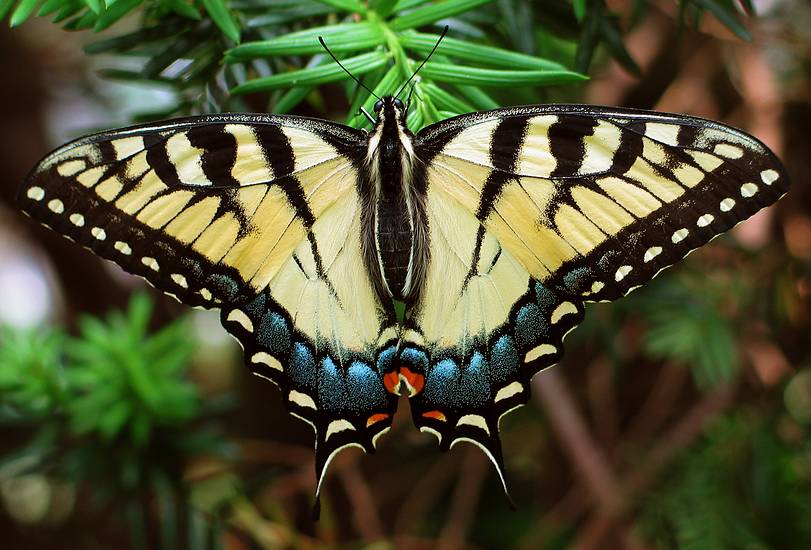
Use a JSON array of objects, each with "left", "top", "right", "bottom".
[{"left": 19, "top": 95, "right": 789, "bottom": 508}]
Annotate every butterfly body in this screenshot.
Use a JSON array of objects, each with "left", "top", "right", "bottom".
[
  {"left": 360, "top": 96, "right": 427, "bottom": 302},
  {"left": 19, "top": 100, "right": 789, "bottom": 502}
]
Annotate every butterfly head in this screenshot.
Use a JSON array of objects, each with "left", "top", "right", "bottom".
[{"left": 373, "top": 96, "right": 407, "bottom": 125}]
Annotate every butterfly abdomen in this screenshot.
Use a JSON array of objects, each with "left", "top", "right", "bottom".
[{"left": 375, "top": 191, "right": 417, "bottom": 295}]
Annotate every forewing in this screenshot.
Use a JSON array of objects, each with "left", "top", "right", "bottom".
[
  {"left": 417, "top": 105, "right": 789, "bottom": 302},
  {"left": 20, "top": 114, "right": 364, "bottom": 306},
  {"left": 19, "top": 114, "right": 399, "bottom": 496}
]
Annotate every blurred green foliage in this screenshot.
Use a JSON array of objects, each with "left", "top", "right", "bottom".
[
  {"left": 637, "top": 275, "right": 741, "bottom": 390},
  {"left": 640, "top": 406, "right": 811, "bottom": 549},
  {"left": 0, "top": 295, "right": 231, "bottom": 547}
]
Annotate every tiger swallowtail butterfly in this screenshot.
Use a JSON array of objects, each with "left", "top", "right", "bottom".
[{"left": 19, "top": 91, "right": 789, "bottom": 508}]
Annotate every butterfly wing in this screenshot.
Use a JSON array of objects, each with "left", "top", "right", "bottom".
[
  {"left": 19, "top": 114, "right": 400, "bottom": 494},
  {"left": 407, "top": 105, "right": 789, "bottom": 484},
  {"left": 396, "top": 178, "right": 585, "bottom": 496}
]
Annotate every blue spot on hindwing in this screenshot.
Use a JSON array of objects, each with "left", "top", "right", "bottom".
[
  {"left": 376, "top": 345, "right": 396, "bottom": 375},
  {"left": 469, "top": 351, "right": 488, "bottom": 380},
  {"left": 317, "top": 356, "right": 348, "bottom": 411},
  {"left": 465, "top": 352, "right": 490, "bottom": 403},
  {"left": 425, "top": 359, "right": 459, "bottom": 397},
  {"left": 400, "top": 347, "right": 428, "bottom": 373},
  {"left": 489, "top": 335, "right": 518, "bottom": 384},
  {"left": 563, "top": 267, "right": 592, "bottom": 294},
  {"left": 288, "top": 342, "right": 316, "bottom": 390},
  {"left": 244, "top": 293, "right": 267, "bottom": 317},
  {"left": 208, "top": 273, "right": 239, "bottom": 300},
  {"left": 534, "top": 281, "right": 556, "bottom": 309},
  {"left": 424, "top": 356, "right": 489, "bottom": 409},
  {"left": 516, "top": 303, "right": 545, "bottom": 348},
  {"left": 347, "top": 362, "right": 387, "bottom": 411},
  {"left": 257, "top": 311, "right": 291, "bottom": 355},
  {"left": 316, "top": 358, "right": 387, "bottom": 412}
]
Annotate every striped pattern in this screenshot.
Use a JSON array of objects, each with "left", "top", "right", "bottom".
[
  {"left": 21, "top": 116, "right": 363, "bottom": 306},
  {"left": 418, "top": 106, "right": 789, "bottom": 303},
  {"left": 19, "top": 103, "right": 789, "bottom": 504}
]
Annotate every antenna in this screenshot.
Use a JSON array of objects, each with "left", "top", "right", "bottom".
[
  {"left": 318, "top": 36, "right": 380, "bottom": 101},
  {"left": 394, "top": 25, "right": 449, "bottom": 99}
]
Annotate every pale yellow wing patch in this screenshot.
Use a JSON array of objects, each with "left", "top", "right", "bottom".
[
  {"left": 414, "top": 182, "right": 530, "bottom": 351},
  {"left": 269, "top": 188, "right": 385, "bottom": 357}
]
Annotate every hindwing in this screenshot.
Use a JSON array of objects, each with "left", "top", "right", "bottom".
[{"left": 398, "top": 183, "right": 585, "bottom": 492}]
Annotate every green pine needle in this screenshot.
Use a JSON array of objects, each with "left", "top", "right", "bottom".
[
  {"left": 419, "top": 63, "right": 587, "bottom": 87},
  {"left": 9, "top": 0, "right": 40, "bottom": 27},
  {"left": 390, "top": 0, "right": 493, "bottom": 31},
  {"left": 400, "top": 32, "right": 569, "bottom": 71},
  {"left": 231, "top": 50, "right": 390, "bottom": 94},
  {"left": 199, "top": 0, "right": 240, "bottom": 42}
]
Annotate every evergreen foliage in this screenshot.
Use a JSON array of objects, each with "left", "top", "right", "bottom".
[
  {"left": 0, "top": 296, "right": 231, "bottom": 546},
  {"left": 3, "top": 0, "right": 755, "bottom": 125}
]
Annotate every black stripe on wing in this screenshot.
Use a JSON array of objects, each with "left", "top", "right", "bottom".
[
  {"left": 417, "top": 105, "right": 789, "bottom": 303},
  {"left": 20, "top": 176, "right": 250, "bottom": 308},
  {"left": 548, "top": 114, "right": 599, "bottom": 178},
  {"left": 546, "top": 114, "right": 789, "bottom": 302},
  {"left": 19, "top": 115, "right": 366, "bottom": 308}
]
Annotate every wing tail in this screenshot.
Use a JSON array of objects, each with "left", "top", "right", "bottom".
[
  {"left": 403, "top": 278, "right": 585, "bottom": 500},
  {"left": 220, "top": 288, "right": 400, "bottom": 504}
]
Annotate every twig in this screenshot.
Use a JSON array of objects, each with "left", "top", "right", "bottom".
[
  {"left": 534, "top": 368, "right": 627, "bottom": 516},
  {"left": 572, "top": 383, "right": 735, "bottom": 548},
  {"left": 537, "top": 368, "right": 652, "bottom": 548},
  {"left": 586, "top": 358, "right": 621, "bottom": 448},
  {"left": 437, "top": 449, "right": 489, "bottom": 550},
  {"left": 623, "top": 383, "right": 735, "bottom": 496},
  {"left": 336, "top": 455, "right": 385, "bottom": 541}
]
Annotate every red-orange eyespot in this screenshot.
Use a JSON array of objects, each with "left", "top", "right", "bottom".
[
  {"left": 383, "top": 371, "right": 401, "bottom": 394},
  {"left": 400, "top": 367, "right": 425, "bottom": 395},
  {"left": 421, "top": 410, "right": 446, "bottom": 422}
]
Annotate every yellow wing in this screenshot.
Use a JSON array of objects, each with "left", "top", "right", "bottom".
[
  {"left": 19, "top": 114, "right": 400, "bottom": 497},
  {"left": 418, "top": 106, "right": 789, "bottom": 301},
  {"left": 400, "top": 105, "right": 789, "bottom": 493}
]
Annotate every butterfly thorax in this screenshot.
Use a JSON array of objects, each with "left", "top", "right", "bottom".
[{"left": 360, "top": 97, "right": 428, "bottom": 303}]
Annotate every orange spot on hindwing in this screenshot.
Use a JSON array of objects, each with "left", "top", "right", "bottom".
[
  {"left": 383, "top": 371, "right": 401, "bottom": 394},
  {"left": 366, "top": 413, "right": 390, "bottom": 427},
  {"left": 400, "top": 367, "right": 424, "bottom": 395},
  {"left": 421, "top": 410, "right": 446, "bottom": 422}
]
